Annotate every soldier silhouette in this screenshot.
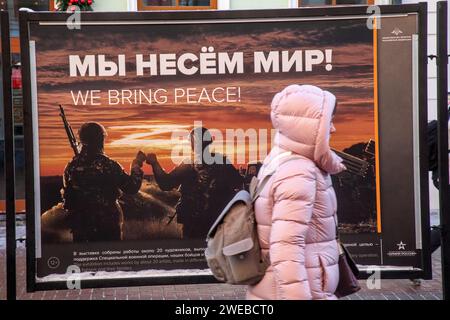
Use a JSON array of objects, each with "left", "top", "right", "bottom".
[
  {"left": 146, "top": 127, "right": 243, "bottom": 239},
  {"left": 61, "top": 122, "right": 145, "bottom": 242}
]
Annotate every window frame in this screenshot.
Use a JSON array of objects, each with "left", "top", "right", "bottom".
[
  {"left": 298, "top": 0, "right": 374, "bottom": 6},
  {"left": 138, "top": 0, "right": 218, "bottom": 11}
]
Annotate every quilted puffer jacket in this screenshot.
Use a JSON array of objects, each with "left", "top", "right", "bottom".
[{"left": 247, "top": 84, "right": 346, "bottom": 300}]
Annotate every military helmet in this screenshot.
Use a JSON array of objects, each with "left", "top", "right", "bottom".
[{"left": 78, "top": 122, "right": 107, "bottom": 146}]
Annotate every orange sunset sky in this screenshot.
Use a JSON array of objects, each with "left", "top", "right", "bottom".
[{"left": 31, "top": 19, "right": 374, "bottom": 177}]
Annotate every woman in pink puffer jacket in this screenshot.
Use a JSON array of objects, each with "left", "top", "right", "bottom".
[{"left": 247, "top": 84, "right": 346, "bottom": 300}]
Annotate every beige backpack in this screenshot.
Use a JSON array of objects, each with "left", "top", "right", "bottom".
[{"left": 205, "top": 152, "right": 298, "bottom": 285}]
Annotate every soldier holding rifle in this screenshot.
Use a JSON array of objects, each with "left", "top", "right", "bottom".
[{"left": 59, "top": 106, "right": 146, "bottom": 242}]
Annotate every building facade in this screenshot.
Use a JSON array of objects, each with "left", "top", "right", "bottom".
[{"left": 0, "top": 0, "right": 448, "bottom": 214}]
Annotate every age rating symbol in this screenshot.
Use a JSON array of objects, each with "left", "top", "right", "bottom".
[{"left": 47, "top": 257, "right": 61, "bottom": 269}]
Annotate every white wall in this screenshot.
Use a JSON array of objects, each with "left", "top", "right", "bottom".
[
  {"left": 93, "top": 0, "right": 129, "bottom": 11},
  {"left": 229, "top": 0, "right": 290, "bottom": 9},
  {"left": 375, "top": 0, "right": 392, "bottom": 4}
]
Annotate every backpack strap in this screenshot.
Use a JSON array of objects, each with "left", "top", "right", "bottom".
[
  {"left": 251, "top": 153, "right": 303, "bottom": 203},
  {"left": 251, "top": 174, "right": 273, "bottom": 203}
]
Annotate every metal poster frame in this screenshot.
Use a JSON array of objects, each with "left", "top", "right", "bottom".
[
  {"left": 1, "top": 10, "right": 16, "bottom": 300},
  {"left": 436, "top": 0, "right": 449, "bottom": 300},
  {"left": 19, "top": 3, "right": 431, "bottom": 292}
]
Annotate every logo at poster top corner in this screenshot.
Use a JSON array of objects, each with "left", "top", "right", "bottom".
[
  {"left": 396, "top": 241, "right": 407, "bottom": 250},
  {"left": 382, "top": 27, "right": 411, "bottom": 43},
  {"left": 391, "top": 27, "right": 403, "bottom": 36}
]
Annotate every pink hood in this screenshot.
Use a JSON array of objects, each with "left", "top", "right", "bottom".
[{"left": 271, "top": 84, "right": 345, "bottom": 174}]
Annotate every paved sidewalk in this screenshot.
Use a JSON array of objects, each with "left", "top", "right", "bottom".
[{"left": 0, "top": 222, "right": 443, "bottom": 300}]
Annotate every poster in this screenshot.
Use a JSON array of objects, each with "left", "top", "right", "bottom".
[{"left": 21, "top": 6, "right": 430, "bottom": 290}]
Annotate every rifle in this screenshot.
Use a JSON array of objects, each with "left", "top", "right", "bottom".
[
  {"left": 59, "top": 105, "right": 79, "bottom": 156},
  {"left": 332, "top": 148, "right": 369, "bottom": 178},
  {"left": 364, "top": 139, "right": 376, "bottom": 157},
  {"left": 167, "top": 213, "right": 176, "bottom": 225}
]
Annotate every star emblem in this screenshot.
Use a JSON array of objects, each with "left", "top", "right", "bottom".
[{"left": 397, "top": 241, "right": 406, "bottom": 250}]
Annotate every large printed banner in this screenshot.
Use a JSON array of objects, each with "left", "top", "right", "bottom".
[{"left": 21, "top": 7, "right": 430, "bottom": 290}]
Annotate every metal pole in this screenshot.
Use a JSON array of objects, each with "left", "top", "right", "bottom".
[
  {"left": 436, "top": 0, "right": 450, "bottom": 301},
  {"left": 1, "top": 10, "right": 16, "bottom": 301}
]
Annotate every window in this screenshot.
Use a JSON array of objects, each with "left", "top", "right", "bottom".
[
  {"left": 138, "top": 0, "right": 218, "bottom": 11},
  {"left": 298, "top": 0, "right": 374, "bottom": 6}
]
